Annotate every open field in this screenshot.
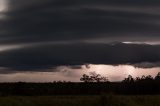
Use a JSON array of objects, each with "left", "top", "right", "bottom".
[
  {"left": 0, "top": 95, "right": 160, "bottom": 106},
  {"left": 0, "top": 82, "right": 160, "bottom": 95}
]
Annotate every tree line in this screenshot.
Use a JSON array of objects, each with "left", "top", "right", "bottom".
[
  {"left": 80, "top": 72, "right": 160, "bottom": 83},
  {"left": 0, "top": 72, "right": 159, "bottom": 96}
]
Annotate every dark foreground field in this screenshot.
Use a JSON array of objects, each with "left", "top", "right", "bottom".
[
  {"left": 0, "top": 78, "right": 160, "bottom": 106},
  {"left": 0, "top": 95, "right": 160, "bottom": 106}
]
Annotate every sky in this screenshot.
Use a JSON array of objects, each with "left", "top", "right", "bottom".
[{"left": 0, "top": 0, "right": 160, "bottom": 82}]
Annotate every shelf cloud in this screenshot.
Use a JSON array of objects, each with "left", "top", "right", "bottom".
[
  {"left": 0, "top": 0, "right": 160, "bottom": 72},
  {"left": 0, "top": 43, "right": 159, "bottom": 71}
]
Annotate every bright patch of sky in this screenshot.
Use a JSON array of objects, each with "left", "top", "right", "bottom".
[{"left": 0, "top": 64, "right": 159, "bottom": 82}]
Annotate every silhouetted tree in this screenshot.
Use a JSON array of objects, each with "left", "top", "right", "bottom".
[
  {"left": 80, "top": 74, "right": 93, "bottom": 82},
  {"left": 80, "top": 73, "right": 108, "bottom": 82},
  {"left": 135, "top": 77, "right": 141, "bottom": 82},
  {"left": 123, "top": 75, "right": 134, "bottom": 83},
  {"left": 141, "top": 75, "right": 146, "bottom": 80},
  {"left": 90, "top": 72, "right": 102, "bottom": 82},
  {"left": 145, "top": 75, "right": 153, "bottom": 81},
  {"left": 101, "top": 76, "right": 109, "bottom": 82},
  {"left": 155, "top": 72, "right": 160, "bottom": 81}
]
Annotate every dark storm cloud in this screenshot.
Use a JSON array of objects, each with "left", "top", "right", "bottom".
[
  {"left": 0, "top": 0, "right": 160, "bottom": 72},
  {"left": 133, "top": 62, "right": 160, "bottom": 68},
  {"left": 0, "top": 0, "right": 160, "bottom": 44},
  {"left": 0, "top": 43, "right": 160, "bottom": 71}
]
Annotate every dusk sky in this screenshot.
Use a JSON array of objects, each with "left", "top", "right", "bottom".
[{"left": 0, "top": 0, "right": 160, "bottom": 82}]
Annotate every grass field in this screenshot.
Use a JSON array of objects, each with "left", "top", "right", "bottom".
[{"left": 0, "top": 95, "right": 160, "bottom": 106}]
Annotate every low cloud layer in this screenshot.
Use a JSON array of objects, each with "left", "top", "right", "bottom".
[{"left": 0, "top": 43, "right": 159, "bottom": 71}]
